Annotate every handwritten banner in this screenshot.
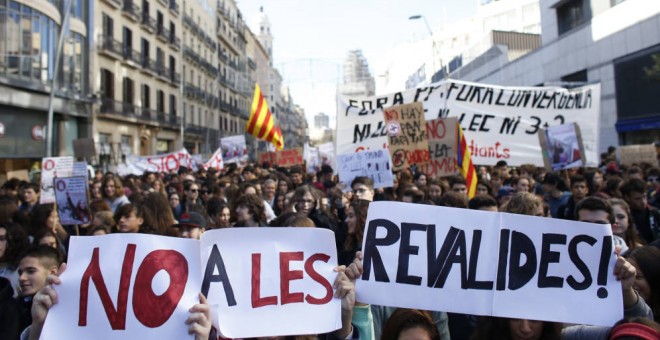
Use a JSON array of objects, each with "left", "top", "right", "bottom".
[
  {"left": 41, "top": 229, "right": 340, "bottom": 339},
  {"left": 337, "top": 149, "right": 394, "bottom": 192},
  {"left": 117, "top": 149, "right": 193, "bottom": 176},
  {"left": 203, "top": 147, "right": 224, "bottom": 171},
  {"left": 383, "top": 102, "right": 430, "bottom": 171},
  {"left": 258, "top": 148, "right": 304, "bottom": 167},
  {"left": 221, "top": 135, "right": 248, "bottom": 165},
  {"left": 418, "top": 117, "right": 459, "bottom": 177},
  {"left": 40, "top": 156, "right": 74, "bottom": 204},
  {"left": 54, "top": 177, "right": 91, "bottom": 225},
  {"left": 336, "top": 80, "right": 600, "bottom": 166},
  {"left": 357, "top": 202, "right": 621, "bottom": 327}
]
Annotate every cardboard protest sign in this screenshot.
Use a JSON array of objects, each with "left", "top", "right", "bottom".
[
  {"left": 258, "top": 148, "right": 304, "bottom": 167},
  {"left": 539, "top": 123, "right": 586, "bottom": 171},
  {"left": 337, "top": 80, "right": 601, "bottom": 166},
  {"left": 117, "top": 149, "right": 194, "bottom": 176},
  {"left": 201, "top": 228, "right": 340, "bottom": 338},
  {"left": 221, "top": 135, "right": 248, "bottom": 165},
  {"left": 203, "top": 147, "right": 224, "bottom": 170},
  {"left": 40, "top": 156, "right": 74, "bottom": 204},
  {"left": 54, "top": 177, "right": 91, "bottom": 225},
  {"left": 40, "top": 234, "right": 202, "bottom": 340},
  {"left": 418, "top": 118, "right": 459, "bottom": 177},
  {"left": 383, "top": 102, "right": 430, "bottom": 171},
  {"left": 337, "top": 150, "right": 394, "bottom": 192},
  {"left": 618, "top": 144, "right": 657, "bottom": 166},
  {"left": 41, "top": 229, "right": 341, "bottom": 339},
  {"left": 357, "top": 202, "right": 622, "bottom": 327}
]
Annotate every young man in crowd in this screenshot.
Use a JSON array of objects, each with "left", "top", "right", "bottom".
[
  {"left": 541, "top": 172, "right": 570, "bottom": 218},
  {"left": 620, "top": 177, "right": 660, "bottom": 243},
  {"left": 448, "top": 175, "right": 468, "bottom": 199},
  {"left": 575, "top": 196, "right": 631, "bottom": 253},
  {"left": 351, "top": 177, "right": 374, "bottom": 202},
  {"left": 17, "top": 246, "right": 61, "bottom": 332},
  {"left": 468, "top": 194, "right": 499, "bottom": 212},
  {"left": 557, "top": 175, "right": 588, "bottom": 220},
  {"left": 175, "top": 212, "right": 206, "bottom": 240},
  {"left": 289, "top": 166, "right": 304, "bottom": 188},
  {"left": 18, "top": 183, "right": 40, "bottom": 214}
]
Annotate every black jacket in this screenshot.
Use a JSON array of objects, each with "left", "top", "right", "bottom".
[{"left": 0, "top": 277, "right": 23, "bottom": 340}]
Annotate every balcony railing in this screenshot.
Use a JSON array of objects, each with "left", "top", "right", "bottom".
[
  {"left": 157, "top": 25, "right": 170, "bottom": 42},
  {"left": 140, "top": 108, "right": 157, "bottom": 121},
  {"left": 122, "top": 47, "right": 141, "bottom": 66},
  {"left": 141, "top": 56, "right": 159, "bottom": 75},
  {"left": 122, "top": 1, "right": 141, "bottom": 22},
  {"left": 141, "top": 13, "right": 156, "bottom": 33},
  {"left": 169, "top": 0, "right": 179, "bottom": 15},
  {"left": 170, "top": 35, "right": 180, "bottom": 50},
  {"left": 98, "top": 35, "right": 123, "bottom": 58},
  {"left": 170, "top": 71, "right": 180, "bottom": 85},
  {"left": 158, "top": 112, "right": 180, "bottom": 127}
]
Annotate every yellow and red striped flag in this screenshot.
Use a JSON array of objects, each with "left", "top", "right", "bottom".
[
  {"left": 456, "top": 122, "right": 477, "bottom": 198},
  {"left": 247, "top": 83, "right": 284, "bottom": 150}
]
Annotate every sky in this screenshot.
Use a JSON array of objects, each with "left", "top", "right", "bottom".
[{"left": 236, "top": 0, "right": 478, "bottom": 128}]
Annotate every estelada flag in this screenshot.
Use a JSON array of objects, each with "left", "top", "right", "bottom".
[
  {"left": 246, "top": 83, "right": 284, "bottom": 150},
  {"left": 456, "top": 122, "right": 477, "bottom": 198}
]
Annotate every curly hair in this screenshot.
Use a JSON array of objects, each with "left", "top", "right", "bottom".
[{"left": 232, "top": 194, "right": 266, "bottom": 226}]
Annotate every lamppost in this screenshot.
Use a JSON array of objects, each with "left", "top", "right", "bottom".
[{"left": 409, "top": 14, "right": 442, "bottom": 80}]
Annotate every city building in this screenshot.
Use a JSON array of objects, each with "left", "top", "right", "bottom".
[
  {"left": 378, "top": 0, "right": 541, "bottom": 93},
  {"left": 339, "top": 50, "right": 375, "bottom": 98},
  {"left": 0, "top": 0, "right": 93, "bottom": 172},
  {"left": 94, "top": 0, "right": 182, "bottom": 169},
  {"left": 314, "top": 112, "right": 329, "bottom": 129},
  {"left": 451, "top": 0, "right": 660, "bottom": 149}
]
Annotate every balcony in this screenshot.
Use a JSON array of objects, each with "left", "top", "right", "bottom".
[
  {"left": 157, "top": 25, "right": 170, "bottom": 42},
  {"left": 155, "top": 62, "right": 168, "bottom": 80},
  {"left": 98, "top": 35, "right": 123, "bottom": 59},
  {"left": 157, "top": 0, "right": 167, "bottom": 6},
  {"left": 216, "top": 0, "right": 225, "bottom": 15},
  {"left": 170, "top": 35, "right": 180, "bottom": 50},
  {"left": 158, "top": 111, "right": 180, "bottom": 128},
  {"left": 122, "top": 47, "right": 141, "bottom": 67},
  {"left": 169, "top": 71, "right": 180, "bottom": 86},
  {"left": 169, "top": 0, "right": 179, "bottom": 16},
  {"left": 122, "top": 1, "right": 141, "bottom": 22},
  {"left": 102, "top": 0, "right": 122, "bottom": 9},
  {"left": 140, "top": 108, "right": 157, "bottom": 121},
  {"left": 185, "top": 124, "right": 205, "bottom": 136},
  {"left": 100, "top": 98, "right": 139, "bottom": 117},
  {"left": 248, "top": 58, "right": 256, "bottom": 70},
  {"left": 183, "top": 46, "right": 201, "bottom": 65},
  {"left": 140, "top": 13, "right": 156, "bottom": 33},
  {"left": 140, "top": 56, "right": 159, "bottom": 76}
]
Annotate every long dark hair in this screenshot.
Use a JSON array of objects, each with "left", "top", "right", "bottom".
[
  {"left": 343, "top": 199, "right": 369, "bottom": 252},
  {"left": 471, "top": 317, "right": 562, "bottom": 340},
  {"left": 0, "top": 222, "right": 29, "bottom": 268},
  {"left": 625, "top": 246, "right": 660, "bottom": 322},
  {"left": 382, "top": 309, "right": 440, "bottom": 340}
]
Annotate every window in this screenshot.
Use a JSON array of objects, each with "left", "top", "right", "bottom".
[
  {"left": 141, "top": 38, "right": 150, "bottom": 62},
  {"left": 102, "top": 14, "right": 114, "bottom": 38},
  {"left": 100, "top": 69, "right": 115, "bottom": 99},
  {"left": 121, "top": 135, "right": 132, "bottom": 156},
  {"left": 157, "top": 90, "right": 164, "bottom": 113},
  {"left": 122, "top": 77, "right": 134, "bottom": 105},
  {"left": 156, "top": 47, "right": 163, "bottom": 66},
  {"left": 141, "top": 84, "right": 150, "bottom": 108},
  {"left": 169, "top": 94, "right": 177, "bottom": 115},
  {"left": 557, "top": 0, "right": 590, "bottom": 35}
]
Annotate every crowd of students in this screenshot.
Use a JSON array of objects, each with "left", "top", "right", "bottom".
[{"left": 0, "top": 153, "right": 659, "bottom": 339}]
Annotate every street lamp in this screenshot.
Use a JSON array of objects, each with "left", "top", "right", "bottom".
[{"left": 409, "top": 14, "right": 442, "bottom": 80}]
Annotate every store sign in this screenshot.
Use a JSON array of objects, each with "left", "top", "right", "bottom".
[{"left": 32, "top": 125, "right": 45, "bottom": 141}]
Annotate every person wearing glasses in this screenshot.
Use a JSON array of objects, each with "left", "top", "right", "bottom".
[
  {"left": 350, "top": 177, "right": 375, "bottom": 202},
  {"left": 576, "top": 196, "right": 629, "bottom": 254}
]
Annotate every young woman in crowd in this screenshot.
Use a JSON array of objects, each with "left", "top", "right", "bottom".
[
  {"left": 102, "top": 176, "right": 130, "bottom": 213},
  {"left": 625, "top": 246, "right": 660, "bottom": 322},
  {"left": 0, "top": 222, "right": 28, "bottom": 295},
  {"left": 338, "top": 199, "right": 369, "bottom": 266},
  {"left": 609, "top": 198, "right": 644, "bottom": 251},
  {"left": 28, "top": 204, "right": 67, "bottom": 244},
  {"left": 206, "top": 197, "right": 231, "bottom": 229},
  {"left": 141, "top": 192, "right": 178, "bottom": 236},
  {"left": 381, "top": 309, "right": 441, "bottom": 340}
]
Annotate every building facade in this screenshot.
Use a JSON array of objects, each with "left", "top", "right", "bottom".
[
  {"left": 339, "top": 50, "right": 375, "bottom": 98},
  {"left": 452, "top": 0, "right": 660, "bottom": 149},
  {"left": 0, "top": 0, "right": 93, "bottom": 173}
]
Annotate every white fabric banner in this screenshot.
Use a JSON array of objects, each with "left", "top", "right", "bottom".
[
  {"left": 337, "top": 80, "right": 600, "bottom": 166},
  {"left": 357, "top": 202, "right": 621, "bottom": 327},
  {"left": 117, "top": 149, "right": 193, "bottom": 176},
  {"left": 203, "top": 147, "right": 224, "bottom": 170}
]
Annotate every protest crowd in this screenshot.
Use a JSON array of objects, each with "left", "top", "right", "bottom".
[{"left": 0, "top": 143, "right": 660, "bottom": 340}]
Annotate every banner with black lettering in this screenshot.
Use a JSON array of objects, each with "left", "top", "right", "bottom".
[
  {"left": 40, "top": 229, "right": 340, "bottom": 339},
  {"left": 117, "top": 149, "right": 194, "bottom": 176},
  {"left": 357, "top": 202, "right": 621, "bottom": 327},
  {"left": 337, "top": 80, "right": 600, "bottom": 166}
]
